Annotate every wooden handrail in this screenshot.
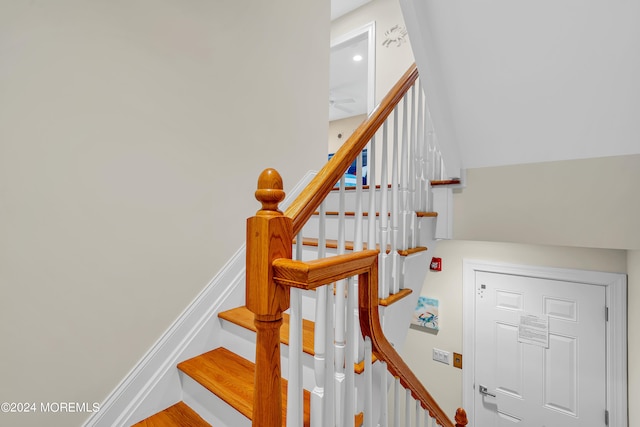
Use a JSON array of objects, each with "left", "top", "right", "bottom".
[
  {"left": 284, "top": 63, "right": 419, "bottom": 235},
  {"left": 271, "top": 248, "right": 465, "bottom": 427},
  {"left": 272, "top": 250, "right": 379, "bottom": 290},
  {"left": 357, "top": 256, "right": 456, "bottom": 427}
]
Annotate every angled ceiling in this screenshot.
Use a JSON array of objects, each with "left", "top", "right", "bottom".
[{"left": 402, "top": 0, "right": 640, "bottom": 169}]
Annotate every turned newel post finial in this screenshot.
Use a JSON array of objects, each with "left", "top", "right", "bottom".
[
  {"left": 455, "top": 408, "right": 468, "bottom": 427},
  {"left": 255, "top": 168, "right": 285, "bottom": 215},
  {"left": 246, "top": 167, "right": 292, "bottom": 427}
]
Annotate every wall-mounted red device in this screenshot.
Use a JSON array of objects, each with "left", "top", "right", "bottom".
[{"left": 430, "top": 257, "right": 442, "bottom": 271}]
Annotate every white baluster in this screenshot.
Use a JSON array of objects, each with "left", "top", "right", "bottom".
[
  {"left": 335, "top": 176, "right": 346, "bottom": 427},
  {"left": 393, "top": 377, "right": 400, "bottom": 427},
  {"left": 434, "top": 144, "right": 442, "bottom": 181},
  {"left": 311, "top": 287, "right": 326, "bottom": 427},
  {"left": 390, "top": 108, "right": 400, "bottom": 294},
  {"left": 426, "top": 130, "right": 435, "bottom": 211},
  {"left": 379, "top": 122, "right": 390, "bottom": 299},
  {"left": 338, "top": 175, "right": 346, "bottom": 253},
  {"left": 343, "top": 277, "right": 356, "bottom": 427},
  {"left": 295, "top": 231, "right": 303, "bottom": 261},
  {"left": 287, "top": 286, "right": 303, "bottom": 427},
  {"left": 354, "top": 154, "right": 364, "bottom": 364},
  {"left": 420, "top": 91, "right": 431, "bottom": 212},
  {"left": 287, "top": 231, "right": 304, "bottom": 427},
  {"left": 405, "top": 389, "right": 411, "bottom": 427},
  {"left": 324, "top": 281, "right": 335, "bottom": 426},
  {"left": 334, "top": 277, "right": 346, "bottom": 427},
  {"left": 400, "top": 93, "right": 410, "bottom": 251},
  {"left": 311, "top": 203, "right": 327, "bottom": 427},
  {"left": 408, "top": 84, "right": 418, "bottom": 247},
  {"left": 428, "top": 132, "right": 436, "bottom": 183},
  {"left": 355, "top": 152, "right": 364, "bottom": 252},
  {"left": 318, "top": 202, "right": 327, "bottom": 259},
  {"left": 415, "top": 399, "right": 422, "bottom": 427},
  {"left": 367, "top": 138, "right": 377, "bottom": 252},
  {"left": 415, "top": 80, "right": 426, "bottom": 212},
  {"left": 379, "top": 361, "right": 388, "bottom": 427},
  {"left": 364, "top": 337, "right": 373, "bottom": 427}
]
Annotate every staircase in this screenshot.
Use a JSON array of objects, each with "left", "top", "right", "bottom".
[{"left": 89, "top": 64, "right": 468, "bottom": 427}]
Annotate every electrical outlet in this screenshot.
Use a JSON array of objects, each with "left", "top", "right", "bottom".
[
  {"left": 453, "top": 352, "right": 463, "bottom": 369},
  {"left": 432, "top": 348, "right": 450, "bottom": 365}
]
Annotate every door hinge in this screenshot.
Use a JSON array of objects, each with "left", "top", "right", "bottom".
[
  {"left": 605, "top": 306, "right": 609, "bottom": 322},
  {"left": 605, "top": 409, "right": 609, "bottom": 426}
]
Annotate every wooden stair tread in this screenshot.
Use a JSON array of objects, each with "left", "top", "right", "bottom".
[
  {"left": 379, "top": 288, "right": 412, "bottom": 306},
  {"left": 313, "top": 210, "right": 437, "bottom": 217},
  {"left": 293, "top": 237, "right": 390, "bottom": 254},
  {"left": 430, "top": 179, "right": 461, "bottom": 186},
  {"left": 330, "top": 180, "right": 461, "bottom": 189},
  {"left": 220, "top": 306, "right": 397, "bottom": 374},
  {"left": 178, "top": 347, "right": 310, "bottom": 427},
  {"left": 131, "top": 401, "right": 211, "bottom": 427},
  {"left": 397, "top": 246, "right": 428, "bottom": 256},
  {"left": 219, "top": 307, "right": 315, "bottom": 356},
  {"left": 330, "top": 184, "right": 391, "bottom": 191},
  {"left": 293, "top": 237, "right": 428, "bottom": 257}
]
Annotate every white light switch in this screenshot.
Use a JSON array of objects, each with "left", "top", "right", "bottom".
[{"left": 432, "top": 348, "right": 450, "bottom": 365}]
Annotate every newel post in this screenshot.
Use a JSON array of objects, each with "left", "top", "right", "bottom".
[
  {"left": 246, "top": 168, "right": 292, "bottom": 427},
  {"left": 455, "top": 408, "right": 468, "bottom": 427}
]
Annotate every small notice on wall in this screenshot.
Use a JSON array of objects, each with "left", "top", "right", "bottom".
[{"left": 518, "top": 313, "right": 549, "bottom": 348}]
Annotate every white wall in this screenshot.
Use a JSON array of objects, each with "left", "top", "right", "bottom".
[
  {"left": 454, "top": 155, "right": 640, "bottom": 250},
  {"left": 328, "top": 114, "right": 367, "bottom": 154},
  {"left": 0, "top": 2, "right": 329, "bottom": 426},
  {"left": 403, "top": 155, "right": 639, "bottom": 421},
  {"left": 400, "top": 240, "right": 628, "bottom": 420}
]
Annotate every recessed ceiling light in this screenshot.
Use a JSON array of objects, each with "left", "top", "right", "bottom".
[{"left": 353, "top": 54, "right": 363, "bottom": 62}]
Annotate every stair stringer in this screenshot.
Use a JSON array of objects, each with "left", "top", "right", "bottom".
[{"left": 83, "top": 171, "right": 318, "bottom": 427}]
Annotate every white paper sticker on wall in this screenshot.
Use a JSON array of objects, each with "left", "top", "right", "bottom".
[{"left": 518, "top": 313, "right": 549, "bottom": 348}]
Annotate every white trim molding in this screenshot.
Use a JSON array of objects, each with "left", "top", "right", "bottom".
[
  {"left": 83, "top": 171, "right": 317, "bottom": 426},
  {"left": 462, "top": 260, "right": 627, "bottom": 427},
  {"left": 331, "top": 21, "right": 376, "bottom": 116}
]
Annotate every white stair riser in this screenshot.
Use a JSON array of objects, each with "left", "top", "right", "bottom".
[
  {"left": 301, "top": 215, "right": 383, "bottom": 244},
  {"left": 219, "top": 317, "right": 318, "bottom": 391},
  {"left": 181, "top": 372, "right": 251, "bottom": 427},
  {"left": 322, "top": 188, "right": 386, "bottom": 213}
]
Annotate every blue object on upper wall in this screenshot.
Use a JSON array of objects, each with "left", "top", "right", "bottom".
[{"left": 329, "top": 149, "right": 367, "bottom": 187}]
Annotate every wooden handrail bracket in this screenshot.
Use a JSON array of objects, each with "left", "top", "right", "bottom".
[{"left": 273, "top": 250, "right": 378, "bottom": 290}]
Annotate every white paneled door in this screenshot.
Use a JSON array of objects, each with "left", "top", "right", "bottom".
[{"left": 474, "top": 271, "right": 607, "bottom": 426}]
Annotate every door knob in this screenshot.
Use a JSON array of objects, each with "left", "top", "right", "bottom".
[{"left": 479, "top": 385, "right": 496, "bottom": 398}]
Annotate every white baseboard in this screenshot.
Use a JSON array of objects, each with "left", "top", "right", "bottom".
[{"left": 83, "top": 171, "right": 317, "bottom": 427}]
